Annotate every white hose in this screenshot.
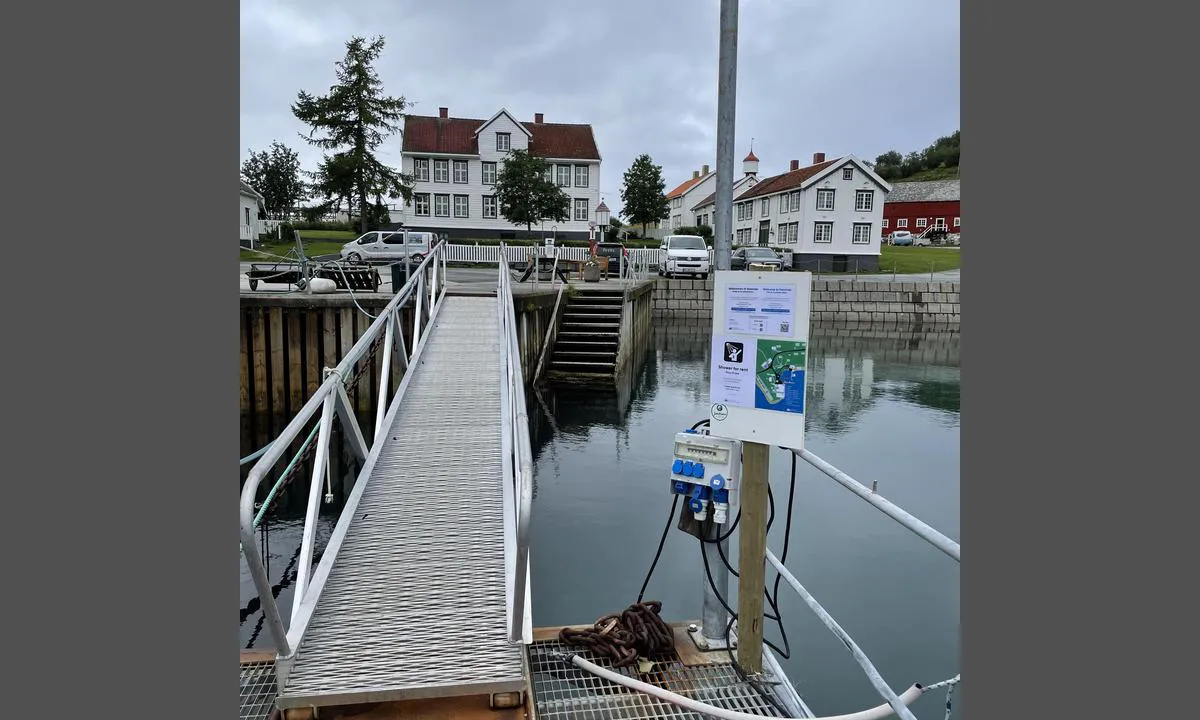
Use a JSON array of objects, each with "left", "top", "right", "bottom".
[{"left": 558, "top": 653, "right": 926, "bottom": 720}]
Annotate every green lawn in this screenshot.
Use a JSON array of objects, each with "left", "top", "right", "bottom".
[
  {"left": 874, "top": 245, "right": 961, "bottom": 274},
  {"left": 240, "top": 230, "right": 356, "bottom": 261}
]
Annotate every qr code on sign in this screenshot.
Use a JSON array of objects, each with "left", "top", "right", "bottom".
[{"left": 780, "top": 322, "right": 790, "bottom": 333}]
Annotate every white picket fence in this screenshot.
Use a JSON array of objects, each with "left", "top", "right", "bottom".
[{"left": 441, "top": 243, "right": 662, "bottom": 268}]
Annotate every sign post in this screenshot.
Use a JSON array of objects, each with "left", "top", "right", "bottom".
[{"left": 708, "top": 270, "right": 812, "bottom": 672}]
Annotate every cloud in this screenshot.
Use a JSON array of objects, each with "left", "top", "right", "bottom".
[{"left": 241, "top": 0, "right": 959, "bottom": 215}]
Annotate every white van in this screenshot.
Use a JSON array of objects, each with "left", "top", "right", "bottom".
[
  {"left": 658, "top": 235, "right": 712, "bottom": 279},
  {"left": 339, "top": 230, "right": 433, "bottom": 264}
]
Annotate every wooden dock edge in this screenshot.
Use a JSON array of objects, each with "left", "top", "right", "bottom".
[{"left": 531, "top": 620, "right": 733, "bottom": 667}]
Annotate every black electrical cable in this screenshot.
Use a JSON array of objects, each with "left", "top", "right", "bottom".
[
  {"left": 690, "top": 418, "right": 711, "bottom": 431},
  {"left": 636, "top": 494, "right": 680, "bottom": 603},
  {"left": 768, "top": 451, "right": 799, "bottom": 617}
]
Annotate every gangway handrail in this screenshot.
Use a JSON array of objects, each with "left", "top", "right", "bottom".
[
  {"left": 239, "top": 245, "right": 448, "bottom": 660},
  {"left": 497, "top": 242, "right": 534, "bottom": 643}
]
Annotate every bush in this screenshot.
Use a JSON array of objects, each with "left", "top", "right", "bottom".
[
  {"left": 278, "top": 220, "right": 355, "bottom": 236},
  {"left": 675, "top": 225, "right": 713, "bottom": 240}
]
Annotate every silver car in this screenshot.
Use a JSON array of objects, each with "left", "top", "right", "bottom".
[{"left": 339, "top": 231, "right": 433, "bottom": 264}]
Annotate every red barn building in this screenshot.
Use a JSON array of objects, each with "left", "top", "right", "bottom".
[{"left": 883, "top": 179, "right": 960, "bottom": 237}]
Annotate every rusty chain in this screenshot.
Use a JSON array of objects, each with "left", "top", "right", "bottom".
[{"left": 559, "top": 601, "right": 675, "bottom": 668}]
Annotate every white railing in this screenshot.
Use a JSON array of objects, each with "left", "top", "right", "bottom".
[
  {"left": 440, "top": 243, "right": 661, "bottom": 270},
  {"left": 240, "top": 223, "right": 256, "bottom": 241},
  {"left": 497, "top": 244, "right": 535, "bottom": 643},
  {"left": 239, "top": 243, "right": 449, "bottom": 667}
]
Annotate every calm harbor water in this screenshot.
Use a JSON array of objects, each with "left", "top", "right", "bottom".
[{"left": 240, "top": 320, "right": 960, "bottom": 718}]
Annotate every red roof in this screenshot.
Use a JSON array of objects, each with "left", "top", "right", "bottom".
[
  {"left": 402, "top": 114, "right": 600, "bottom": 160},
  {"left": 691, "top": 181, "right": 756, "bottom": 211},
  {"left": 744, "top": 150, "right": 759, "bottom": 162},
  {"left": 666, "top": 172, "right": 710, "bottom": 199},
  {"left": 735, "top": 158, "right": 841, "bottom": 201}
]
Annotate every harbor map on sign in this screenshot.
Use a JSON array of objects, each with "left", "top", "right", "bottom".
[{"left": 753, "top": 339, "right": 807, "bottom": 414}]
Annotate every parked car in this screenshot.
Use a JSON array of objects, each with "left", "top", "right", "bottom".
[
  {"left": 730, "top": 246, "right": 784, "bottom": 271},
  {"left": 889, "top": 230, "right": 914, "bottom": 246},
  {"left": 339, "top": 230, "right": 433, "bottom": 264},
  {"left": 913, "top": 233, "right": 933, "bottom": 247},
  {"left": 658, "top": 235, "right": 711, "bottom": 279},
  {"left": 594, "top": 242, "right": 629, "bottom": 277}
]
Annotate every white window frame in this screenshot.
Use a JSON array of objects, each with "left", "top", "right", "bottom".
[
  {"left": 574, "top": 165, "right": 589, "bottom": 188},
  {"left": 414, "top": 193, "right": 430, "bottom": 217},
  {"left": 672, "top": 215, "right": 682, "bottom": 229},
  {"left": 482, "top": 161, "right": 497, "bottom": 185},
  {"left": 482, "top": 195, "right": 497, "bottom": 219},
  {"left": 882, "top": 218, "right": 889, "bottom": 228},
  {"left": 816, "top": 188, "right": 835, "bottom": 211},
  {"left": 855, "top": 189, "right": 874, "bottom": 212},
  {"left": 789, "top": 191, "right": 801, "bottom": 212},
  {"left": 542, "top": 167, "right": 552, "bottom": 183},
  {"left": 433, "top": 194, "right": 450, "bottom": 217},
  {"left": 813, "top": 221, "right": 833, "bottom": 244},
  {"left": 954, "top": 216, "right": 961, "bottom": 227},
  {"left": 934, "top": 217, "right": 947, "bottom": 229},
  {"left": 556, "top": 165, "right": 572, "bottom": 187},
  {"left": 897, "top": 218, "right": 908, "bottom": 228},
  {"left": 916, "top": 218, "right": 928, "bottom": 228},
  {"left": 433, "top": 159, "right": 449, "bottom": 183},
  {"left": 574, "top": 198, "right": 589, "bottom": 222},
  {"left": 414, "top": 158, "right": 430, "bottom": 182},
  {"left": 496, "top": 133, "right": 511, "bottom": 152},
  {"left": 842, "top": 167, "right": 854, "bottom": 180},
  {"left": 452, "top": 160, "right": 468, "bottom": 184},
  {"left": 852, "top": 223, "right": 871, "bottom": 245},
  {"left": 761, "top": 198, "right": 769, "bottom": 217},
  {"left": 453, "top": 194, "right": 469, "bottom": 218},
  {"left": 779, "top": 194, "right": 789, "bottom": 214}
]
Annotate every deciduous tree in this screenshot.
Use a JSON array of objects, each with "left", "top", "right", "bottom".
[
  {"left": 240, "top": 141, "right": 305, "bottom": 218},
  {"left": 493, "top": 149, "right": 570, "bottom": 238},
  {"left": 620, "top": 154, "right": 669, "bottom": 238}
]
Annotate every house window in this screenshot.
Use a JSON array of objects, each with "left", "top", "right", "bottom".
[
  {"left": 842, "top": 167, "right": 854, "bottom": 180},
  {"left": 574, "top": 198, "right": 589, "bottom": 221},
  {"left": 813, "top": 222, "right": 833, "bottom": 243},
  {"left": 761, "top": 199, "right": 770, "bottom": 217},
  {"left": 557, "top": 165, "right": 572, "bottom": 187},
  {"left": 954, "top": 216, "right": 961, "bottom": 227},
  {"left": 855, "top": 189, "right": 874, "bottom": 212},
  {"left": 574, "top": 165, "right": 589, "bottom": 188},
  {"left": 433, "top": 159, "right": 449, "bottom": 183},
  {"left": 781, "top": 222, "right": 798, "bottom": 244},
  {"left": 414, "top": 158, "right": 430, "bottom": 182},
  {"left": 496, "top": 133, "right": 511, "bottom": 152},
  {"left": 542, "top": 166, "right": 552, "bottom": 183},
  {"left": 672, "top": 215, "right": 681, "bottom": 229},
  {"left": 934, "top": 217, "right": 947, "bottom": 229},
  {"left": 916, "top": 218, "right": 928, "bottom": 228},
  {"left": 482, "top": 195, "right": 497, "bottom": 219},
  {"left": 789, "top": 191, "right": 801, "bottom": 212},
  {"left": 736, "top": 228, "right": 753, "bottom": 245},
  {"left": 852, "top": 223, "right": 871, "bottom": 244},
  {"left": 816, "top": 189, "right": 835, "bottom": 211},
  {"left": 244, "top": 207, "right": 250, "bottom": 225},
  {"left": 897, "top": 218, "right": 908, "bottom": 228},
  {"left": 453, "top": 160, "right": 468, "bottom": 184},
  {"left": 882, "top": 218, "right": 888, "bottom": 228},
  {"left": 779, "top": 194, "right": 788, "bottom": 214},
  {"left": 414, "top": 193, "right": 430, "bottom": 216},
  {"left": 453, "top": 194, "right": 469, "bottom": 218},
  {"left": 482, "top": 162, "right": 497, "bottom": 185},
  {"left": 673, "top": 197, "right": 682, "bottom": 209},
  {"left": 737, "top": 202, "right": 753, "bottom": 221},
  {"left": 433, "top": 194, "right": 450, "bottom": 217}
]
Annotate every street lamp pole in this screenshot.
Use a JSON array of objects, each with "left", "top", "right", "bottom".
[{"left": 596, "top": 199, "right": 611, "bottom": 273}]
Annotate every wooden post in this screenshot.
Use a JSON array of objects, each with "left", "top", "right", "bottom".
[
  {"left": 305, "top": 311, "right": 320, "bottom": 396},
  {"left": 251, "top": 308, "right": 268, "bottom": 417},
  {"left": 287, "top": 311, "right": 303, "bottom": 416},
  {"left": 268, "top": 307, "right": 285, "bottom": 417},
  {"left": 736, "top": 441, "right": 770, "bottom": 672}
]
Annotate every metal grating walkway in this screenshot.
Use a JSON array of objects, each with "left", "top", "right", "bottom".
[
  {"left": 240, "top": 660, "right": 278, "bottom": 720},
  {"left": 277, "top": 295, "right": 525, "bottom": 709},
  {"left": 528, "top": 638, "right": 792, "bottom": 719}
]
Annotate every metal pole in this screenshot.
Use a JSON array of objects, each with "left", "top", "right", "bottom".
[
  {"left": 295, "top": 230, "right": 309, "bottom": 293},
  {"left": 700, "top": 524, "right": 730, "bottom": 643},
  {"left": 713, "top": 0, "right": 738, "bottom": 272}
]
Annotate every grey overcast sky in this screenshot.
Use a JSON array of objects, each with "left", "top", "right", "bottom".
[{"left": 240, "top": 0, "right": 959, "bottom": 219}]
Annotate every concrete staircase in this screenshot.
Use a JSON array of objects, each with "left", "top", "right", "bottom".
[{"left": 548, "top": 287, "right": 624, "bottom": 379}]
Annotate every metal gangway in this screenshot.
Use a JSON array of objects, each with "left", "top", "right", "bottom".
[{"left": 239, "top": 241, "right": 535, "bottom": 714}]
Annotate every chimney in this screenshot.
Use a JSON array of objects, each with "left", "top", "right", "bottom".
[
  {"left": 789, "top": 159, "right": 800, "bottom": 171},
  {"left": 702, "top": 164, "right": 710, "bottom": 175},
  {"left": 535, "top": 112, "right": 544, "bottom": 123},
  {"left": 438, "top": 107, "right": 448, "bottom": 119},
  {"left": 693, "top": 170, "right": 700, "bottom": 179},
  {"left": 813, "top": 152, "right": 826, "bottom": 164}
]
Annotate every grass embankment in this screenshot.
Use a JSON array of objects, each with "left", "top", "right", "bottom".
[
  {"left": 872, "top": 246, "right": 961, "bottom": 274},
  {"left": 240, "top": 230, "right": 356, "bottom": 262}
]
